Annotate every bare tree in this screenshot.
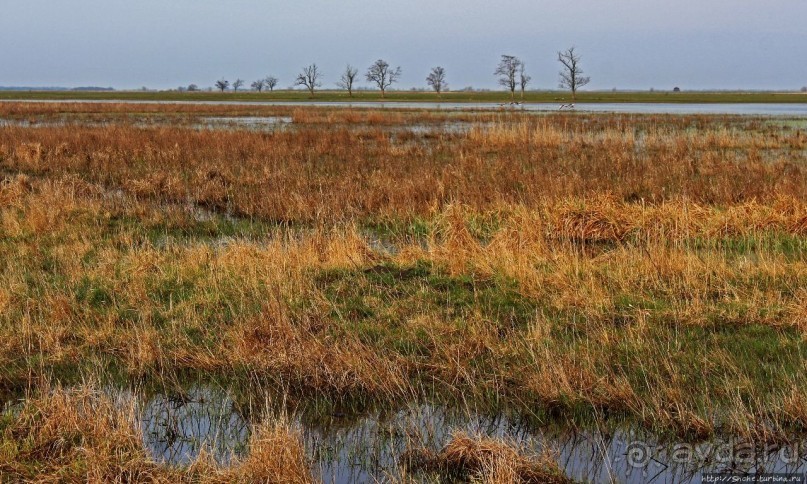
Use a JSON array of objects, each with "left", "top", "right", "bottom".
[
  {"left": 494, "top": 55, "right": 522, "bottom": 101},
  {"left": 336, "top": 64, "right": 359, "bottom": 97},
  {"left": 365, "top": 59, "right": 401, "bottom": 98},
  {"left": 265, "top": 76, "right": 278, "bottom": 92},
  {"left": 295, "top": 64, "right": 322, "bottom": 97},
  {"left": 232, "top": 79, "right": 245, "bottom": 92},
  {"left": 215, "top": 79, "right": 230, "bottom": 92},
  {"left": 519, "top": 63, "right": 531, "bottom": 100},
  {"left": 187, "top": 84, "right": 200, "bottom": 92},
  {"left": 557, "top": 47, "right": 590, "bottom": 100},
  {"left": 251, "top": 79, "right": 265, "bottom": 92},
  {"left": 426, "top": 66, "right": 447, "bottom": 96}
]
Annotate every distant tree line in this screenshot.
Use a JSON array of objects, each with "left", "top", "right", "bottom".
[{"left": 196, "top": 49, "right": 594, "bottom": 99}]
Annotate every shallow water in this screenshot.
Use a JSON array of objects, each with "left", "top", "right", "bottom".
[
  {"left": 0, "top": 118, "right": 65, "bottom": 128},
  {"left": 4, "top": 99, "right": 807, "bottom": 117},
  {"left": 196, "top": 116, "right": 293, "bottom": 131},
  {"left": 141, "top": 386, "right": 250, "bottom": 465},
  {"left": 0, "top": 116, "right": 294, "bottom": 131},
  {"left": 138, "top": 385, "right": 807, "bottom": 483}
]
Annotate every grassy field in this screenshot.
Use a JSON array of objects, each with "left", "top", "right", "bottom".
[
  {"left": 1, "top": 102, "right": 806, "bottom": 481},
  {"left": 1, "top": 88, "right": 807, "bottom": 103}
]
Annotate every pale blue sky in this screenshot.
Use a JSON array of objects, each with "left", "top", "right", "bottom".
[{"left": 2, "top": 0, "right": 806, "bottom": 90}]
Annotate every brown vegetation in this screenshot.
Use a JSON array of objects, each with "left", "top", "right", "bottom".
[
  {"left": 1, "top": 104, "right": 804, "bottom": 224},
  {"left": 1, "top": 103, "right": 806, "bottom": 479},
  {"left": 0, "top": 385, "right": 311, "bottom": 483},
  {"left": 404, "top": 432, "right": 570, "bottom": 483}
]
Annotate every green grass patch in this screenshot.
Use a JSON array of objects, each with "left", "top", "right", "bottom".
[{"left": 316, "top": 261, "right": 539, "bottom": 355}]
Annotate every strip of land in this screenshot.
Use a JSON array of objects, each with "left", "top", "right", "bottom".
[{"left": 1, "top": 89, "right": 806, "bottom": 103}]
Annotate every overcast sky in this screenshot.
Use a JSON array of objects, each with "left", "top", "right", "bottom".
[{"left": 2, "top": 0, "right": 806, "bottom": 91}]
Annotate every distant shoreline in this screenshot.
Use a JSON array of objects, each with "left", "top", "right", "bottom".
[{"left": 1, "top": 90, "right": 806, "bottom": 104}]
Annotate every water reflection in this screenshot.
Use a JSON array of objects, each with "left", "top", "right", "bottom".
[
  {"left": 4, "top": 99, "right": 807, "bottom": 117},
  {"left": 136, "top": 385, "right": 807, "bottom": 482},
  {"left": 0, "top": 116, "right": 293, "bottom": 131},
  {"left": 0, "top": 118, "right": 65, "bottom": 128},
  {"left": 140, "top": 385, "right": 250, "bottom": 466},
  {"left": 196, "top": 116, "right": 293, "bottom": 131},
  {"left": 309, "top": 409, "right": 807, "bottom": 484}
]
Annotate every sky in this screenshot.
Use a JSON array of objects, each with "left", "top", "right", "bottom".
[{"left": 1, "top": 0, "right": 806, "bottom": 91}]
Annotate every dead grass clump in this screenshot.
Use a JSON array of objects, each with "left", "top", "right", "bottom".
[
  {"left": 0, "top": 173, "right": 33, "bottom": 206},
  {"left": 0, "top": 385, "right": 165, "bottom": 481},
  {"left": 404, "top": 432, "right": 570, "bottom": 483},
  {"left": 430, "top": 203, "right": 484, "bottom": 275},
  {"left": 553, "top": 196, "right": 634, "bottom": 243},
  {"left": 228, "top": 293, "right": 410, "bottom": 400},
  {"left": 12, "top": 142, "right": 43, "bottom": 168},
  {"left": 782, "top": 388, "right": 807, "bottom": 433},
  {"left": 0, "top": 385, "right": 312, "bottom": 483},
  {"left": 191, "top": 416, "right": 313, "bottom": 484}
]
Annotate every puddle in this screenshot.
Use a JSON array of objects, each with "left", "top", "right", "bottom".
[
  {"left": 395, "top": 122, "right": 476, "bottom": 135},
  {"left": 7, "top": 99, "right": 807, "bottom": 117},
  {"left": 196, "top": 116, "right": 293, "bottom": 131},
  {"left": 0, "top": 118, "right": 65, "bottom": 128},
  {"left": 0, "top": 116, "right": 294, "bottom": 132},
  {"left": 140, "top": 385, "right": 250, "bottom": 466},
  {"left": 135, "top": 385, "right": 807, "bottom": 482}
]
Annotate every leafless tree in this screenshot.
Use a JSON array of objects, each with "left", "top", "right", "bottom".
[
  {"left": 494, "top": 55, "right": 522, "bottom": 101},
  {"left": 251, "top": 79, "right": 265, "bottom": 92},
  {"left": 365, "top": 59, "right": 401, "bottom": 98},
  {"left": 215, "top": 79, "right": 230, "bottom": 92},
  {"left": 519, "top": 63, "right": 531, "bottom": 100},
  {"left": 336, "top": 64, "right": 359, "bottom": 97},
  {"left": 232, "top": 79, "right": 245, "bottom": 92},
  {"left": 295, "top": 64, "right": 322, "bottom": 97},
  {"left": 557, "top": 47, "right": 590, "bottom": 100},
  {"left": 426, "top": 66, "right": 447, "bottom": 96},
  {"left": 187, "top": 84, "right": 200, "bottom": 92},
  {"left": 265, "top": 76, "right": 279, "bottom": 92}
]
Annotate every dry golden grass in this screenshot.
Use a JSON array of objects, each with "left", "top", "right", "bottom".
[
  {"left": 404, "top": 432, "right": 570, "bottom": 483},
  {"left": 0, "top": 384, "right": 311, "bottom": 483},
  {"left": 1, "top": 105, "right": 806, "bottom": 479},
  {"left": 1, "top": 107, "right": 804, "bottom": 223},
  {"left": 1, "top": 173, "right": 805, "bottom": 434}
]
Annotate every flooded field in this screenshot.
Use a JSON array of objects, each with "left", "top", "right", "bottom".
[
  {"left": 4, "top": 98, "right": 807, "bottom": 116},
  {"left": 4, "top": 382, "right": 802, "bottom": 483},
  {"left": 43, "top": 383, "right": 792, "bottom": 482},
  {"left": 1, "top": 101, "right": 806, "bottom": 482}
]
